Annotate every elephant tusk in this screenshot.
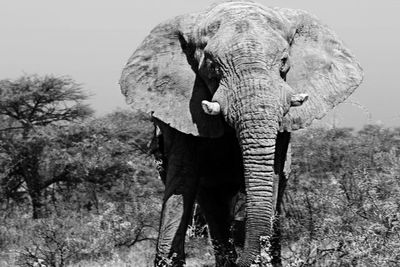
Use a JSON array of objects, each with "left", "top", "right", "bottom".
[
  {"left": 290, "top": 93, "right": 309, "bottom": 107},
  {"left": 201, "top": 100, "right": 221, "bottom": 115}
]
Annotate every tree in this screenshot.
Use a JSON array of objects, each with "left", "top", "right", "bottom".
[
  {"left": 49, "top": 110, "right": 161, "bottom": 213},
  {"left": 0, "top": 74, "right": 93, "bottom": 218}
]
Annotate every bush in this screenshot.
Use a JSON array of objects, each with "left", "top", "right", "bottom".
[
  {"left": 16, "top": 203, "right": 159, "bottom": 267},
  {"left": 282, "top": 126, "right": 400, "bottom": 266}
]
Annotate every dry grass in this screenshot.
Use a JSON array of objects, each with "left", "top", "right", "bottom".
[
  {"left": 68, "top": 238, "right": 214, "bottom": 267},
  {"left": 70, "top": 242, "right": 154, "bottom": 267}
]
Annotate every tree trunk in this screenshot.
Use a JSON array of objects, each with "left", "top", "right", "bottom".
[
  {"left": 29, "top": 185, "right": 46, "bottom": 219},
  {"left": 19, "top": 138, "right": 48, "bottom": 219}
]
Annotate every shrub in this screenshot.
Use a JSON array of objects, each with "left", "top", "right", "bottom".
[
  {"left": 16, "top": 202, "right": 159, "bottom": 267},
  {"left": 282, "top": 126, "right": 400, "bottom": 266}
]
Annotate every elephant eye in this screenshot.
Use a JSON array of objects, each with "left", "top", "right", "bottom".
[
  {"left": 205, "top": 58, "right": 218, "bottom": 74},
  {"left": 280, "top": 54, "right": 290, "bottom": 80},
  {"left": 199, "top": 53, "right": 220, "bottom": 79},
  {"left": 198, "top": 52, "right": 221, "bottom": 92}
]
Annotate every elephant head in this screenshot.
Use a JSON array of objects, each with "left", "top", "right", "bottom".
[{"left": 120, "top": 1, "right": 363, "bottom": 265}]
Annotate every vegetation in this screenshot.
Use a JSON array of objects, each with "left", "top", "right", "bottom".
[
  {"left": 282, "top": 126, "right": 400, "bottom": 266},
  {"left": 1, "top": 74, "right": 399, "bottom": 266},
  {"left": 0, "top": 75, "right": 93, "bottom": 219},
  {"left": 0, "top": 75, "right": 162, "bottom": 266}
]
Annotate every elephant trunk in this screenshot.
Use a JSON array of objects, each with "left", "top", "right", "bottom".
[
  {"left": 237, "top": 115, "right": 278, "bottom": 266},
  {"left": 230, "top": 79, "right": 282, "bottom": 266},
  {"left": 212, "top": 42, "right": 287, "bottom": 265}
]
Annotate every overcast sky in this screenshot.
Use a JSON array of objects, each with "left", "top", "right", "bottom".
[{"left": 1, "top": 0, "right": 399, "bottom": 129}]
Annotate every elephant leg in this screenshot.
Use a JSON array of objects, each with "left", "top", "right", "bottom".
[
  {"left": 154, "top": 126, "right": 199, "bottom": 267},
  {"left": 156, "top": 189, "right": 197, "bottom": 266},
  {"left": 270, "top": 132, "right": 291, "bottom": 267},
  {"left": 197, "top": 186, "right": 237, "bottom": 266}
]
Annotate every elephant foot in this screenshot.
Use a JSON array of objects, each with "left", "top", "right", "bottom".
[
  {"left": 154, "top": 253, "right": 184, "bottom": 267},
  {"left": 250, "top": 257, "right": 273, "bottom": 267},
  {"left": 215, "top": 256, "right": 237, "bottom": 267},
  {"left": 213, "top": 239, "right": 237, "bottom": 267},
  {"left": 249, "top": 236, "right": 273, "bottom": 267}
]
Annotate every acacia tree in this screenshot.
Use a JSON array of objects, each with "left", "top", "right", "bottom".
[{"left": 0, "top": 75, "right": 93, "bottom": 218}]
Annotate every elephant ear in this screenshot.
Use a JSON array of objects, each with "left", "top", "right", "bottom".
[
  {"left": 277, "top": 8, "right": 363, "bottom": 131},
  {"left": 119, "top": 13, "right": 224, "bottom": 137}
]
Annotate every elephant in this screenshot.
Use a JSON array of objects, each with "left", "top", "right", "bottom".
[{"left": 119, "top": 1, "right": 363, "bottom": 266}]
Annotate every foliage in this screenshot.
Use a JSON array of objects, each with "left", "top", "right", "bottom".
[
  {"left": 0, "top": 74, "right": 93, "bottom": 218},
  {"left": 16, "top": 204, "right": 157, "bottom": 267},
  {"left": 0, "top": 75, "right": 92, "bottom": 131},
  {"left": 0, "top": 108, "right": 163, "bottom": 266},
  {"left": 0, "top": 74, "right": 163, "bottom": 265},
  {"left": 282, "top": 125, "right": 400, "bottom": 266}
]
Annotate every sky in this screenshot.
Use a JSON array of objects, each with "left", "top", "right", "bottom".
[{"left": 1, "top": 0, "right": 399, "bottom": 129}]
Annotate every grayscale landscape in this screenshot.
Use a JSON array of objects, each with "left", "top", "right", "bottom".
[{"left": 1, "top": 1, "right": 399, "bottom": 266}]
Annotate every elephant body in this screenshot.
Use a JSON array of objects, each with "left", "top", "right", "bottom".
[
  {"left": 120, "top": 1, "right": 363, "bottom": 266},
  {"left": 153, "top": 120, "right": 243, "bottom": 265},
  {"left": 153, "top": 119, "right": 291, "bottom": 266}
]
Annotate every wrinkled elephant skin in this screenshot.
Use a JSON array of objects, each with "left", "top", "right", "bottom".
[{"left": 120, "top": 1, "right": 363, "bottom": 266}]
